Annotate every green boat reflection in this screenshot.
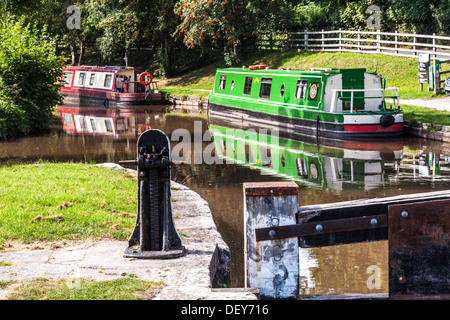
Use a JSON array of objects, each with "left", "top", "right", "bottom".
[{"left": 209, "top": 124, "right": 403, "bottom": 191}]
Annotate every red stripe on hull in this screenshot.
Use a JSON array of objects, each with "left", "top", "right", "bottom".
[{"left": 344, "top": 123, "right": 403, "bottom": 133}]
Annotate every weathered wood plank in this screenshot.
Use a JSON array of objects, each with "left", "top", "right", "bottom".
[
  {"left": 244, "top": 181, "right": 299, "bottom": 299},
  {"left": 388, "top": 199, "right": 450, "bottom": 300},
  {"left": 298, "top": 190, "right": 450, "bottom": 248}
]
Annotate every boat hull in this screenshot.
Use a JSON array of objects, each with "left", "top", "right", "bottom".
[
  {"left": 208, "top": 102, "right": 403, "bottom": 141},
  {"left": 61, "top": 90, "right": 162, "bottom": 107}
]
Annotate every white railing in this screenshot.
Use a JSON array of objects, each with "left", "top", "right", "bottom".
[
  {"left": 257, "top": 30, "right": 450, "bottom": 59},
  {"left": 330, "top": 87, "right": 400, "bottom": 113}
]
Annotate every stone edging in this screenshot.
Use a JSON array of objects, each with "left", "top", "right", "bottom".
[{"left": 404, "top": 122, "right": 450, "bottom": 143}]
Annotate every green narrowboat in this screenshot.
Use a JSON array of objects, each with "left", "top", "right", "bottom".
[{"left": 207, "top": 66, "right": 403, "bottom": 140}]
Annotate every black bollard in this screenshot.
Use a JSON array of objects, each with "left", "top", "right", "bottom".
[{"left": 120, "top": 129, "right": 185, "bottom": 259}]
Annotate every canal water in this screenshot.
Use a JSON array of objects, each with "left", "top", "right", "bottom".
[{"left": 1, "top": 104, "right": 449, "bottom": 296}]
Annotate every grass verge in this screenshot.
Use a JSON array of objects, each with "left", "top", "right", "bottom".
[
  {"left": 5, "top": 278, "right": 165, "bottom": 300},
  {"left": 0, "top": 162, "right": 137, "bottom": 247},
  {"left": 402, "top": 104, "right": 450, "bottom": 127}
]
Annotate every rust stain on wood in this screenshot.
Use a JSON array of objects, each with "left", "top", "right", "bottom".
[{"left": 388, "top": 199, "right": 450, "bottom": 300}]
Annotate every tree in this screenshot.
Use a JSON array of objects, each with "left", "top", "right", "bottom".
[
  {"left": 175, "top": 0, "right": 294, "bottom": 65},
  {"left": 84, "top": 0, "right": 178, "bottom": 65},
  {"left": 293, "top": 0, "right": 448, "bottom": 35},
  {"left": 0, "top": 15, "right": 65, "bottom": 139}
]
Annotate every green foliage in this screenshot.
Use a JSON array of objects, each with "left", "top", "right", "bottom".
[
  {"left": 292, "top": 0, "right": 448, "bottom": 35},
  {"left": 294, "top": 2, "right": 332, "bottom": 31},
  {"left": 174, "top": 0, "right": 294, "bottom": 65},
  {"left": 431, "top": 0, "right": 450, "bottom": 36},
  {"left": 0, "top": 15, "right": 65, "bottom": 139},
  {"left": 0, "top": 100, "right": 28, "bottom": 139},
  {"left": 84, "top": 0, "right": 183, "bottom": 66},
  {"left": 2, "top": 0, "right": 449, "bottom": 78}
]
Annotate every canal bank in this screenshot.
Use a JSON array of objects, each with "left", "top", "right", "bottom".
[
  {"left": 401, "top": 97, "right": 450, "bottom": 142},
  {"left": 0, "top": 163, "right": 258, "bottom": 300}
]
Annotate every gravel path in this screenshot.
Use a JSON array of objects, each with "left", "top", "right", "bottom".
[{"left": 401, "top": 96, "right": 450, "bottom": 112}]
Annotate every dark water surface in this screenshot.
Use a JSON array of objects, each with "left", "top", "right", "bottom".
[{"left": 1, "top": 105, "right": 449, "bottom": 295}]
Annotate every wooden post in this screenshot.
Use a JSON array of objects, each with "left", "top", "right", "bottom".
[
  {"left": 357, "top": 29, "right": 361, "bottom": 51},
  {"left": 394, "top": 31, "right": 398, "bottom": 55},
  {"left": 435, "top": 67, "right": 440, "bottom": 94},
  {"left": 432, "top": 33, "right": 436, "bottom": 60},
  {"left": 339, "top": 28, "right": 342, "bottom": 51},
  {"left": 376, "top": 29, "right": 381, "bottom": 53},
  {"left": 321, "top": 29, "right": 325, "bottom": 51},
  {"left": 304, "top": 30, "right": 308, "bottom": 51},
  {"left": 244, "top": 181, "right": 299, "bottom": 299}
]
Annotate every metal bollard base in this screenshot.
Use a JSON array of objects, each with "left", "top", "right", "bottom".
[{"left": 123, "top": 245, "right": 186, "bottom": 260}]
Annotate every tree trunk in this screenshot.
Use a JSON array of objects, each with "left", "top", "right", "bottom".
[
  {"left": 78, "top": 34, "right": 84, "bottom": 66},
  {"left": 70, "top": 40, "right": 78, "bottom": 66}
]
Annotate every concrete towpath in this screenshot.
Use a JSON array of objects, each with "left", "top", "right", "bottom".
[{"left": 0, "top": 163, "right": 258, "bottom": 300}]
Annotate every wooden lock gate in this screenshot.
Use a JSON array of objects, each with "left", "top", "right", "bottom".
[{"left": 244, "top": 181, "right": 450, "bottom": 299}]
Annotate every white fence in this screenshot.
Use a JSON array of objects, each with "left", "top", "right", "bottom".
[{"left": 257, "top": 29, "right": 450, "bottom": 59}]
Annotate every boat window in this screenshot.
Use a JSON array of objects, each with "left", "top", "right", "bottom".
[
  {"left": 104, "top": 74, "right": 112, "bottom": 87},
  {"left": 62, "top": 113, "right": 74, "bottom": 129},
  {"left": 89, "top": 74, "right": 96, "bottom": 86},
  {"left": 79, "top": 117, "right": 87, "bottom": 130},
  {"left": 63, "top": 72, "right": 73, "bottom": 87},
  {"left": 260, "top": 145, "right": 271, "bottom": 167},
  {"left": 105, "top": 119, "right": 113, "bottom": 133},
  {"left": 243, "top": 76, "right": 252, "bottom": 95},
  {"left": 280, "top": 83, "right": 285, "bottom": 97},
  {"left": 90, "top": 118, "right": 96, "bottom": 132},
  {"left": 296, "top": 158, "right": 308, "bottom": 178},
  {"left": 78, "top": 72, "right": 86, "bottom": 86},
  {"left": 295, "top": 80, "right": 308, "bottom": 100},
  {"left": 230, "top": 80, "right": 235, "bottom": 91},
  {"left": 259, "top": 78, "right": 272, "bottom": 99},
  {"left": 218, "top": 75, "right": 226, "bottom": 90}
]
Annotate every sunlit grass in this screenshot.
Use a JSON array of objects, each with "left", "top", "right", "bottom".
[
  {"left": 402, "top": 104, "right": 450, "bottom": 126},
  {"left": 6, "top": 278, "right": 165, "bottom": 300},
  {"left": 0, "top": 162, "right": 137, "bottom": 246}
]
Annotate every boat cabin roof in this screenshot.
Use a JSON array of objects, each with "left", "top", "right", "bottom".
[
  {"left": 63, "top": 66, "right": 138, "bottom": 73},
  {"left": 215, "top": 67, "right": 371, "bottom": 77}
]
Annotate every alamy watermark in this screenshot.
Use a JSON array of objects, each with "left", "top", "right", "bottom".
[
  {"left": 66, "top": 266, "right": 82, "bottom": 290},
  {"left": 366, "top": 5, "right": 381, "bottom": 30},
  {"left": 170, "top": 121, "right": 280, "bottom": 168},
  {"left": 66, "top": 5, "right": 81, "bottom": 30},
  {"left": 366, "top": 265, "right": 381, "bottom": 290}
]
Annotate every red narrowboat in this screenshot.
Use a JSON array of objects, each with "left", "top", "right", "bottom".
[{"left": 60, "top": 66, "right": 161, "bottom": 106}]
